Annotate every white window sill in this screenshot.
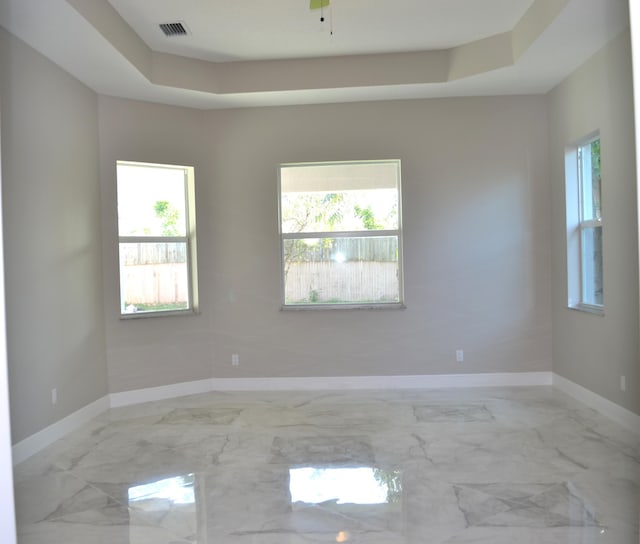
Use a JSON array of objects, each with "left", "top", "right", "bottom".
[
  {"left": 567, "top": 303, "right": 604, "bottom": 317},
  {"left": 281, "top": 303, "right": 406, "bottom": 311},
  {"left": 120, "top": 309, "right": 199, "bottom": 320}
]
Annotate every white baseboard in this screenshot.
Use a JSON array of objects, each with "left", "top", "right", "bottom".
[
  {"left": 109, "top": 378, "right": 213, "bottom": 408},
  {"left": 107, "top": 373, "right": 553, "bottom": 405},
  {"left": 209, "top": 372, "right": 553, "bottom": 391},
  {"left": 12, "top": 395, "right": 110, "bottom": 465},
  {"left": 552, "top": 373, "right": 640, "bottom": 434}
]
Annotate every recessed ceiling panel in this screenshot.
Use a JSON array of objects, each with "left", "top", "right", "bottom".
[{"left": 107, "top": 0, "right": 535, "bottom": 62}]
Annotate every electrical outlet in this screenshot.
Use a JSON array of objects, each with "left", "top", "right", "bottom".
[
  {"left": 620, "top": 375, "right": 626, "bottom": 392},
  {"left": 232, "top": 354, "right": 239, "bottom": 366},
  {"left": 456, "top": 349, "right": 464, "bottom": 363},
  {"left": 51, "top": 388, "right": 57, "bottom": 405}
]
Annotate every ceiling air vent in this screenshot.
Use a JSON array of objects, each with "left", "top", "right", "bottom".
[{"left": 159, "top": 22, "right": 189, "bottom": 37}]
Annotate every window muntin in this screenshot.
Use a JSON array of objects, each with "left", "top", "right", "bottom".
[
  {"left": 116, "top": 161, "right": 198, "bottom": 317},
  {"left": 279, "top": 160, "right": 403, "bottom": 308},
  {"left": 566, "top": 136, "right": 603, "bottom": 312}
]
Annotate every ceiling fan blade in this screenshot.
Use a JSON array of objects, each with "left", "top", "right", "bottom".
[{"left": 310, "top": 0, "right": 330, "bottom": 10}]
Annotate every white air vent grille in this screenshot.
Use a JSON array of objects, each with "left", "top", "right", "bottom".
[{"left": 159, "top": 22, "right": 188, "bottom": 37}]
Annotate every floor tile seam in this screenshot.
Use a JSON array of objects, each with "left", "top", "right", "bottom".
[
  {"left": 65, "top": 470, "right": 131, "bottom": 509},
  {"left": 460, "top": 483, "right": 600, "bottom": 527},
  {"left": 57, "top": 472, "right": 195, "bottom": 541},
  {"left": 24, "top": 469, "right": 131, "bottom": 525},
  {"left": 60, "top": 469, "right": 171, "bottom": 525}
]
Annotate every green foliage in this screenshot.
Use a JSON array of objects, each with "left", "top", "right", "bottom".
[
  {"left": 281, "top": 189, "right": 397, "bottom": 272},
  {"left": 354, "top": 204, "right": 382, "bottom": 230},
  {"left": 591, "top": 139, "right": 601, "bottom": 174},
  {"left": 154, "top": 200, "right": 180, "bottom": 236},
  {"left": 590, "top": 139, "right": 601, "bottom": 217},
  {"left": 314, "top": 193, "right": 345, "bottom": 228},
  {"left": 282, "top": 191, "right": 391, "bottom": 234},
  {"left": 372, "top": 469, "right": 402, "bottom": 503}
]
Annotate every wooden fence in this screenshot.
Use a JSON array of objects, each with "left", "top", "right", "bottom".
[
  {"left": 284, "top": 236, "right": 398, "bottom": 263},
  {"left": 120, "top": 242, "right": 186, "bottom": 265},
  {"left": 120, "top": 240, "right": 399, "bottom": 306}
]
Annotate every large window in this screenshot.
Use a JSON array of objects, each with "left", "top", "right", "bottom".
[
  {"left": 565, "top": 136, "right": 603, "bottom": 313},
  {"left": 279, "top": 160, "right": 403, "bottom": 308},
  {"left": 116, "top": 161, "right": 198, "bottom": 317}
]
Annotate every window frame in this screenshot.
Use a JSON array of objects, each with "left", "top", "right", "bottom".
[
  {"left": 116, "top": 161, "right": 199, "bottom": 319},
  {"left": 278, "top": 159, "right": 405, "bottom": 310},
  {"left": 565, "top": 134, "right": 603, "bottom": 315}
]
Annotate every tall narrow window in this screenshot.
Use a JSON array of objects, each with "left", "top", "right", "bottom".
[
  {"left": 116, "top": 161, "right": 198, "bottom": 317},
  {"left": 565, "top": 136, "right": 603, "bottom": 313},
  {"left": 279, "top": 160, "right": 403, "bottom": 308}
]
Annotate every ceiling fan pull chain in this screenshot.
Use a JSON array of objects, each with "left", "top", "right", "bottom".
[{"left": 330, "top": 1, "right": 333, "bottom": 35}]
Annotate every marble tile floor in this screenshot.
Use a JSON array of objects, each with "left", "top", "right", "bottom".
[{"left": 12, "top": 386, "right": 640, "bottom": 543}]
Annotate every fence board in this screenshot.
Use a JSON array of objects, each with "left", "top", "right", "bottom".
[{"left": 285, "top": 262, "right": 399, "bottom": 303}]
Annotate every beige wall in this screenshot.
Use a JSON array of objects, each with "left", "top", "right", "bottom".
[
  {"left": 0, "top": 28, "right": 108, "bottom": 442},
  {"left": 549, "top": 30, "right": 639, "bottom": 415},
  {"left": 100, "top": 95, "right": 552, "bottom": 392}
]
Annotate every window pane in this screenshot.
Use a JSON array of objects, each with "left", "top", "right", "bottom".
[
  {"left": 117, "top": 163, "right": 187, "bottom": 237},
  {"left": 281, "top": 189, "right": 398, "bottom": 233},
  {"left": 283, "top": 236, "right": 399, "bottom": 305},
  {"left": 581, "top": 226, "right": 603, "bottom": 306},
  {"left": 580, "top": 139, "right": 601, "bottom": 221},
  {"left": 589, "top": 139, "right": 601, "bottom": 220},
  {"left": 281, "top": 162, "right": 399, "bottom": 234},
  {"left": 119, "top": 242, "right": 189, "bottom": 313}
]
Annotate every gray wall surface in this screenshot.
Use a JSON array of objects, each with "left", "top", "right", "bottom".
[
  {"left": 99, "top": 95, "right": 553, "bottom": 393},
  {"left": 549, "top": 30, "right": 639, "bottom": 415},
  {"left": 0, "top": 28, "right": 108, "bottom": 443}
]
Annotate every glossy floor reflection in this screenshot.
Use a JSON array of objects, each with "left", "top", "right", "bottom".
[{"left": 13, "top": 387, "right": 640, "bottom": 543}]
